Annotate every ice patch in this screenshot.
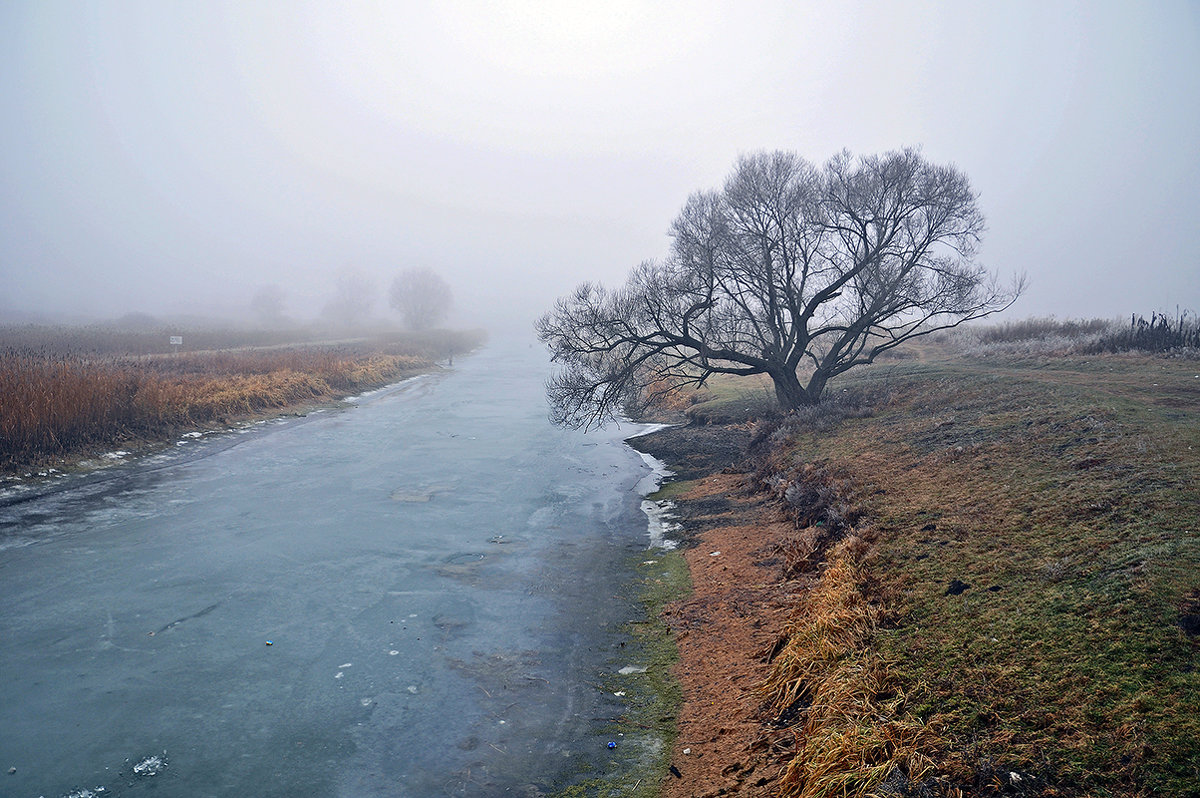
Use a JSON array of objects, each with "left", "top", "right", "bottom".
[
  {"left": 641, "top": 499, "right": 679, "bottom": 550},
  {"left": 623, "top": 422, "right": 672, "bottom": 440},
  {"left": 132, "top": 753, "right": 167, "bottom": 776},
  {"left": 633, "top": 450, "right": 672, "bottom": 496},
  {"left": 181, "top": 432, "right": 202, "bottom": 439},
  {"left": 102, "top": 450, "right": 131, "bottom": 460},
  {"left": 344, "top": 373, "right": 429, "bottom": 404},
  {"left": 629, "top": 443, "right": 679, "bottom": 549}
]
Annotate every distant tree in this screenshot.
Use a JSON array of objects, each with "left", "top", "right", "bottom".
[
  {"left": 322, "top": 269, "right": 378, "bottom": 328},
  {"left": 537, "top": 148, "right": 1024, "bottom": 428},
  {"left": 389, "top": 268, "right": 453, "bottom": 330},
  {"left": 109, "top": 312, "right": 161, "bottom": 330},
  {"left": 250, "top": 284, "right": 287, "bottom": 327}
]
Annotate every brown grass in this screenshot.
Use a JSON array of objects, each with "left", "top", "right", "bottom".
[
  {"left": 762, "top": 535, "right": 943, "bottom": 798},
  {"left": 1, "top": 328, "right": 483, "bottom": 472}
]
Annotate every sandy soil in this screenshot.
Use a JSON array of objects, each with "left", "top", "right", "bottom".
[
  {"left": 659, "top": 473, "right": 799, "bottom": 797},
  {"left": 631, "top": 424, "right": 801, "bottom": 797}
]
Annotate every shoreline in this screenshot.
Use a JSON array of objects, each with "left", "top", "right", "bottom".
[
  {"left": 0, "top": 368, "right": 445, "bottom": 507},
  {"left": 625, "top": 348, "right": 1200, "bottom": 796},
  {"left": 0, "top": 326, "right": 486, "bottom": 482},
  {"left": 626, "top": 421, "right": 787, "bottom": 797}
]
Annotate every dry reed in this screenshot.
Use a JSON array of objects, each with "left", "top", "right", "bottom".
[{"left": 1, "top": 342, "right": 447, "bottom": 470}]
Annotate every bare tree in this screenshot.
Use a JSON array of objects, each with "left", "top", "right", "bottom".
[
  {"left": 250, "top": 284, "right": 287, "bottom": 327},
  {"left": 321, "top": 268, "right": 378, "bottom": 328},
  {"left": 389, "top": 268, "right": 452, "bottom": 331},
  {"left": 537, "top": 148, "right": 1024, "bottom": 428}
]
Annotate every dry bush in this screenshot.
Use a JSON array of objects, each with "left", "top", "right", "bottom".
[
  {"left": 750, "top": 455, "right": 863, "bottom": 575},
  {"left": 975, "top": 317, "right": 1113, "bottom": 343},
  {"left": 948, "top": 316, "right": 1117, "bottom": 356}
]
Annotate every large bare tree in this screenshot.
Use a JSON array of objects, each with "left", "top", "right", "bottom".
[{"left": 537, "top": 148, "right": 1023, "bottom": 428}]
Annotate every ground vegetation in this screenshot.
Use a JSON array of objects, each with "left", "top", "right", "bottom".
[
  {"left": 632, "top": 323, "right": 1199, "bottom": 796},
  {"left": 0, "top": 324, "right": 483, "bottom": 474}
]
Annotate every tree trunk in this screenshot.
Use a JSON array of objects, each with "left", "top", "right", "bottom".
[
  {"left": 769, "top": 368, "right": 817, "bottom": 411},
  {"left": 806, "top": 370, "right": 830, "bottom": 405}
]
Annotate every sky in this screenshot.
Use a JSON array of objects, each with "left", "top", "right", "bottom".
[{"left": 1, "top": 0, "right": 1197, "bottom": 331}]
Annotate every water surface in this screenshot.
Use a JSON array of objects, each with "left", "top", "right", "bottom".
[{"left": 0, "top": 339, "right": 665, "bottom": 797}]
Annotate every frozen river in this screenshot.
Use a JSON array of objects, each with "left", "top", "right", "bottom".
[{"left": 0, "top": 339, "right": 668, "bottom": 797}]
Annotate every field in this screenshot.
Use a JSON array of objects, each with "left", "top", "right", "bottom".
[
  {"left": 646, "top": 320, "right": 1199, "bottom": 796},
  {"left": 0, "top": 323, "right": 484, "bottom": 474}
]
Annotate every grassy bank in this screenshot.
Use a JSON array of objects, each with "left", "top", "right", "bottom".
[
  {"left": 1, "top": 324, "right": 485, "bottom": 474},
  {"left": 654, "top": 338, "right": 1198, "bottom": 795}
]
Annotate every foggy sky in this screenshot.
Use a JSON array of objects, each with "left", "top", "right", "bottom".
[{"left": 2, "top": 1, "right": 1197, "bottom": 331}]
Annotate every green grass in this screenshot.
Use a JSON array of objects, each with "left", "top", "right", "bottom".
[
  {"left": 750, "top": 348, "right": 1199, "bottom": 794},
  {"left": 647, "top": 478, "right": 700, "bottom": 502},
  {"left": 682, "top": 373, "right": 777, "bottom": 424}
]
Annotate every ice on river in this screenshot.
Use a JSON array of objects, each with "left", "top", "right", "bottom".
[{"left": 0, "top": 340, "right": 674, "bottom": 798}]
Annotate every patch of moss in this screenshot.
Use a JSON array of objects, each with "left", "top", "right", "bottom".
[
  {"left": 647, "top": 478, "right": 699, "bottom": 502},
  {"left": 549, "top": 550, "right": 691, "bottom": 798}
]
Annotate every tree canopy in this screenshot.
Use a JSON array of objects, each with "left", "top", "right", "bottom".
[
  {"left": 389, "top": 268, "right": 453, "bottom": 331},
  {"left": 537, "top": 148, "right": 1023, "bottom": 428}
]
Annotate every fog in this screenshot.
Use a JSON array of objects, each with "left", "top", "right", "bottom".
[{"left": 2, "top": 1, "right": 1197, "bottom": 332}]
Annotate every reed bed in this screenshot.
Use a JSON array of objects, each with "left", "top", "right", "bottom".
[
  {"left": 1087, "top": 311, "right": 1200, "bottom": 354},
  {"left": 1, "top": 329, "right": 482, "bottom": 471},
  {"left": 951, "top": 312, "right": 1199, "bottom": 357}
]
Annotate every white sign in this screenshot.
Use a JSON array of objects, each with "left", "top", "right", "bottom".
[{"left": 169, "top": 336, "right": 183, "bottom": 346}]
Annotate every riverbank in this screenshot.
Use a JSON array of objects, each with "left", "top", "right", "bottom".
[
  {"left": 631, "top": 345, "right": 1199, "bottom": 797},
  {"left": 0, "top": 325, "right": 485, "bottom": 480}
]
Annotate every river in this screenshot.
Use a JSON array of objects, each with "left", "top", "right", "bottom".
[{"left": 0, "top": 339, "right": 671, "bottom": 798}]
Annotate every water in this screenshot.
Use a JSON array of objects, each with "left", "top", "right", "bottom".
[{"left": 0, "top": 339, "right": 668, "bottom": 797}]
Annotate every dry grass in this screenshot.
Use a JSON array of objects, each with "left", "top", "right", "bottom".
[
  {"left": 950, "top": 313, "right": 1199, "bottom": 358},
  {"left": 1, "top": 327, "right": 484, "bottom": 472},
  {"left": 763, "top": 535, "right": 943, "bottom": 798}
]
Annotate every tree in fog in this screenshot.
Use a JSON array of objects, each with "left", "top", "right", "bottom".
[
  {"left": 250, "top": 284, "right": 287, "bottom": 327},
  {"left": 321, "top": 269, "right": 377, "bottom": 328},
  {"left": 537, "top": 148, "right": 1024, "bottom": 428},
  {"left": 389, "top": 268, "right": 452, "bottom": 330}
]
